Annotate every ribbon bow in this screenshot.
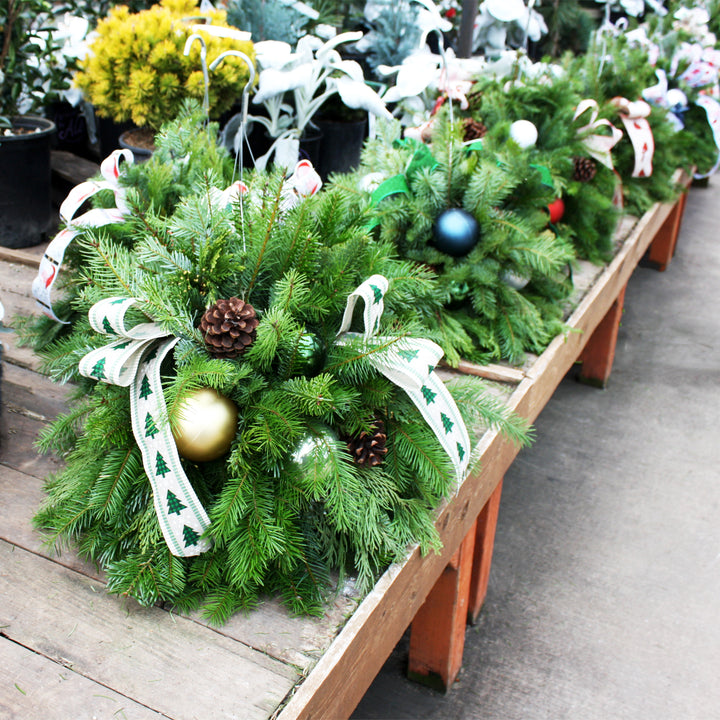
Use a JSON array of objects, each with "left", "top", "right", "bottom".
[
  {"left": 78, "top": 297, "right": 211, "bottom": 557},
  {"left": 693, "top": 94, "right": 720, "bottom": 179},
  {"left": 573, "top": 99, "right": 624, "bottom": 170},
  {"left": 337, "top": 275, "right": 470, "bottom": 480},
  {"left": 611, "top": 97, "right": 655, "bottom": 179},
  {"left": 642, "top": 69, "right": 689, "bottom": 132},
  {"left": 33, "top": 150, "right": 134, "bottom": 322},
  {"left": 280, "top": 159, "right": 323, "bottom": 211}
]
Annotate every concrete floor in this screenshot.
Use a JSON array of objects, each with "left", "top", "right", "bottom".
[{"left": 353, "top": 180, "right": 720, "bottom": 720}]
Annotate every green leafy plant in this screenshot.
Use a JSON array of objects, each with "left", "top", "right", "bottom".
[{"left": 0, "top": 0, "right": 63, "bottom": 125}]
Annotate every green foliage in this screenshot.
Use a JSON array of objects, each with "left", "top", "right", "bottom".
[
  {"left": 361, "top": 0, "right": 422, "bottom": 73},
  {"left": 226, "top": 0, "right": 308, "bottom": 44},
  {"left": 0, "top": 0, "right": 62, "bottom": 119},
  {"left": 535, "top": 0, "right": 594, "bottom": 58},
  {"left": 29, "top": 112, "right": 529, "bottom": 622},
  {"left": 74, "top": 0, "right": 256, "bottom": 131}
]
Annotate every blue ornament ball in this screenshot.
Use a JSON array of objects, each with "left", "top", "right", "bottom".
[{"left": 433, "top": 209, "right": 480, "bottom": 257}]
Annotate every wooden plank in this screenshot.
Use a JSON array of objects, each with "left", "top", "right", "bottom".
[
  {"left": 1, "top": 394, "right": 63, "bottom": 480},
  {"left": 577, "top": 283, "right": 627, "bottom": 388},
  {"left": 407, "top": 520, "right": 477, "bottom": 691},
  {"left": 0, "top": 465, "right": 101, "bottom": 579},
  {"left": 0, "top": 540, "right": 300, "bottom": 720},
  {"left": 51, "top": 149, "right": 100, "bottom": 186},
  {"left": 0, "top": 246, "right": 42, "bottom": 268},
  {"left": 0, "top": 637, "right": 166, "bottom": 719},
  {"left": 468, "top": 477, "right": 504, "bottom": 624},
  {"left": 0, "top": 365, "right": 359, "bottom": 675},
  {"left": 450, "top": 360, "right": 525, "bottom": 384},
  {"left": 2, "top": 362, "right": 72, "bottom": 419},
  {"left": 0, "top": 257, "right": 44, "bottom": 370},
  {"left": 646, "top": 190, "right": 688, "bottom": 271}
]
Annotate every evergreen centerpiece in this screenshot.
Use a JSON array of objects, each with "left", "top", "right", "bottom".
[
  {"left": 28, "top": 112, "right": 529, "bottom": 623},
  {"left": 340, "top": 117, "right": 575, "bottom": 365},
  {"left": 466, "top": 73, "right": 621, "bottom": 264}
]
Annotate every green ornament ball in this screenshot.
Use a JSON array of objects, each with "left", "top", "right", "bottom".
[
  {"left": 446, "top": 280, "right": 470, "bottom": 308},
  {"left": 291, "top": 333, "right": 325, "bottom": 376},
  {"left": 290, "top": 425, "right": 338, "bottom": 471}
]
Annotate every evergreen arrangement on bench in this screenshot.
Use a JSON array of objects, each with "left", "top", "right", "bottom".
[{"left": 28, "top": 111, "right": 529, "bottom": 623}]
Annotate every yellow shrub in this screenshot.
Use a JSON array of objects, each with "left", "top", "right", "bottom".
[{"left": 75, "top": 0, "right": 254, "bottom": 131}]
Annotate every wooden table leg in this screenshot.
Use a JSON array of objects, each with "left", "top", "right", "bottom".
[
  {"left": 468, "top": 479, "right": 504, "bottom": 625},
  {"left": 577, "top": 283, "right": 627, "bottom": 388},
  {"left": 646, "top": 191, "right": 688, "bottom": 271},
  {"left": 407, "top": 518, "right": 477, "bottom": 692}
]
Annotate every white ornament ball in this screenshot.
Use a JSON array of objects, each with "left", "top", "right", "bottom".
[
  {"left": 666, "top": 88, "right": 688, "bottom": 112},
  {"left": 509, "top": 120, "right": 538, "bottom": 149},
  {"left": 359, "top": 172, "right": 385, "bottom": 193}
]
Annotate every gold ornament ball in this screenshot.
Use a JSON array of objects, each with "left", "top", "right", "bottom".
[{"left": 173, "top": 388, "right": 238, "bottom": 462}]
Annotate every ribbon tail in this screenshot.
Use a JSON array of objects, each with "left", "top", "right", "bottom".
[
  {"left": 130, "top": 338, "right": 212, "bottom": 557},
  {"left": 693, "top": 95, "right": 720, "bottom": 180},
  {"left": 401, "top": 371, "right": 471, "bottom": 482},
  {"left": 368, "top": 338, "right": 471, "bottom": 481}
]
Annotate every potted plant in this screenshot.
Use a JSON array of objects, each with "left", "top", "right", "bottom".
[
  {"left": 236, "top": 32, "right": 391, "bottom": 171},
  {"left": 0, "top": 0, "right": 59, "bottom": 248},
  {"left": 73, "top": 0, "right": 255, "bottom": 158}
]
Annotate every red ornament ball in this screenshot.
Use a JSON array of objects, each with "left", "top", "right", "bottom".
[{"left": 547, "top": 197, "right": 565, "bottom": 224}]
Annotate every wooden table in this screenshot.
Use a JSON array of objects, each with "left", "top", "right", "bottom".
[{"left": 0, "top": 173, "right": 689, "bottom": 720}]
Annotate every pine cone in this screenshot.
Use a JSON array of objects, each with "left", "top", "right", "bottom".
[
  {"left": 346, "top": 423, "right": 388, "bottom": 467},
  {"left": 200, "top": 297, "right": 259, "bottom": 359},
  {"left": 463, "top": 118, "right": 488, "bottom": 142},
  {"left": 573, "top": 156, "right": 597, "bottom": 182}
]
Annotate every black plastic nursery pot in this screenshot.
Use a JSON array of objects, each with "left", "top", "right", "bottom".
[
  {"left": 119, "top": 127, "right": 156, "bottom": 163},
  {"left": 0, "top": 116, "right": 56, "bottom": 248},
  {"left": 47, "top": 100, "right": 90, "bottom": 157}
]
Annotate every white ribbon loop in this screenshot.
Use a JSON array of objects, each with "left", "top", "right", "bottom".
[
  {"left": 79, "top": 297, "right": 211, "bottom": 557},
  {"left": 611, "top": 97, "right": 655, "bottom": 178},
  {"left": 573, "top": 99, "right": 624, "bottom": 170},
  {"left": 642, "top": 70, "right": 688, "bottom": 132},
  {"left": 33, "top": 149, "right": 134, "bottom": 323},
  {"left": 693, "top": 94, "right": 720, "bottom": 180},
  {"left": 337, "top": 275, "right": 471, "bottom": 480}
]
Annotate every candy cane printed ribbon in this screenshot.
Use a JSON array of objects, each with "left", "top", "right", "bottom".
[
  {"left": 337, "top": 275, "right": 470, "bottom": 481},
  {"left": 611, "top": 97, "right": 655, "bottom": 178},
  {"left": 642, "top": 69, "right": 689, "bottom": 131},
  {"left": 280, "top": 159, "right": 323, "bottom": 211},
  {"left": 573, "top": 99, "right": 624, "bottom": 170},
  {"left": 78, "top": 297, "right": 211, "bottom": 557},
  {"left": 32, "top": 149, "right": 134, "bottom": 323},
  {"left": 693, "top": 94, "right": 720, "bottom": 179}
]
